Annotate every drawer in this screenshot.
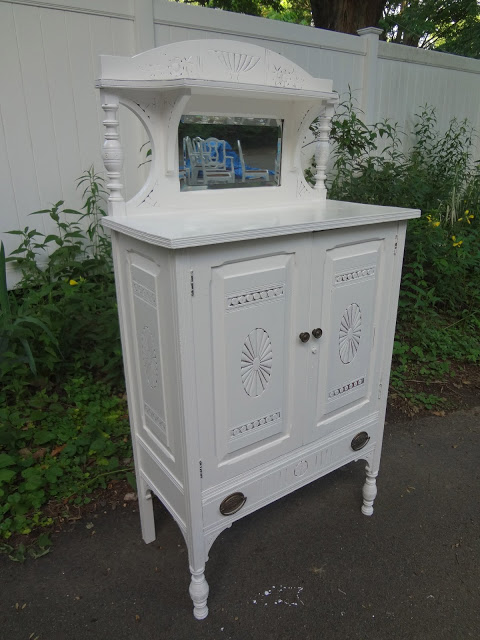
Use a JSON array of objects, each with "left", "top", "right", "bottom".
[{"left": 202, "top": 418, "right": 379, "bottom": 531}]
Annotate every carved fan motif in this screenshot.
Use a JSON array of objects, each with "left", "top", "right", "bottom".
[
  {"left": 241, "top": 328, "right": 272, "bottom": 397},
  {"left": 212, "top": 50, "right": 260, "bottom": 76},
  {"left": 338, "top": 303, "right": 362, "bottom": 364},
  {"left": 141, "top": 325, "right": 159, "bottom": 388}
]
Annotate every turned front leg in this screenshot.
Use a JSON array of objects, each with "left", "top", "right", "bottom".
[
  {"left": 189, "top": 568, "right": 209, "bottom": 620},
  {"left": 361, "top": 467, "right": 378, "bottom": 516}
]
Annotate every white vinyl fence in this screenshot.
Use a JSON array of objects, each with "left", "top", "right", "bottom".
[{"left": 2, "top": 0, "right": 480, "bottom": 286}]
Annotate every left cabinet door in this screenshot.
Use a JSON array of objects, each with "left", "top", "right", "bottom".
[{"left": 191, "top": 235, "right": 313, "bottom": 487}]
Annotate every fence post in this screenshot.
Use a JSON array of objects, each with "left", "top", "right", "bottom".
[
  {"left": 134, "top": 0, "right": 155, "bottom": 53},
  {"left": 357, "top": 27, "right": 383, "bottom": 124}
]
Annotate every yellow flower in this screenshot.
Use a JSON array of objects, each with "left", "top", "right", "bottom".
[
  {"left": 469, "top": 214, "right": 474, "bottom": 219},
  {"left": 69, "top": 279, "right": 78, "bottom": 286},
  {"left": 451, "top": 235, "right": 463, "bottom": 247},
  {"left": 458, "top": 218, "right": 463, "bottom": 222},
  {"left": 465, "top": 210, "right": 469, "bottom": 214},
  {"left": 433, "top": 221, "right": 440, "bottom": 227}
]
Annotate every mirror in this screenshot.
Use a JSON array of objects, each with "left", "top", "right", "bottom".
[{"left": 179, "top": 116, "right": 282, "bottom": 191}]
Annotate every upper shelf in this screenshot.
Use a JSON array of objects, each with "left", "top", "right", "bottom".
[
  {"left": 96, "top": 39, "right": 334, "bottom": 99},
  {"left": 96, "top": 39, "right": 339, "bottom": 217}
]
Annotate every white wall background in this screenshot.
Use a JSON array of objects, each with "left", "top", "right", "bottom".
[{"left": 2, "top": 0, "right": 480, "bottom": 285}]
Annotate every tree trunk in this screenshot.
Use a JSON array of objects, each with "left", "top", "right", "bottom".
[{"left": 310, "top": 0, "right": 386, "bottom": 34}]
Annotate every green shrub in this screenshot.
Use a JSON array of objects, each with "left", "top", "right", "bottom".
[
  {"left": 2, "top": 167, "right": 122, "bottom": 402},
  {"left": 0, "top": 375, "right": 131, "bottom": 545},
  {"left": 0, "top": 167, "right": 129, "bottom": 552}
]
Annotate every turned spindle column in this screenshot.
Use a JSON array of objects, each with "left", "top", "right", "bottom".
[
  {"left": 361, "top": 467, "right": 378, "bottom": 516},
  {"left": 189, "top": 568, "right": 209, "bottom": 620},
  {"left": 314, "top": 110, "right": 333, "bottom": 194},
  {"left": 101, "top": 93, "right": 125, "bottom": 216}
]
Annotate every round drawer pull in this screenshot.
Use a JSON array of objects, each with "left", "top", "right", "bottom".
[
  {"left": 351, "top": 431, "right": 370, "bottom": 451},
  {"left": 312, "top": 328, "right": 323, "bottom": 339},
  {"left": 299, "top": 332, "right": 310, "bottom": 343},
  {"left": 219, "top": 492, "right": 247, "bottom": 516}
]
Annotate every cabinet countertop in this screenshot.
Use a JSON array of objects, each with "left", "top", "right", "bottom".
[{"left": 103, "top": 199, "right": 421, "bottom": 249}]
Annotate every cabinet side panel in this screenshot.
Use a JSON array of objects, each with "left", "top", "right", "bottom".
[
  {"left": 115, "top": 234, "right": 184, "bottom": 485},
  {"left": 130, "top": 255, "right": 170, "bottom": 450}
]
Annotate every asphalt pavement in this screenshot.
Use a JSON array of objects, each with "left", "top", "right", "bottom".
[{"left": 1, "top": 406, "right": 479, "bottom": 640}]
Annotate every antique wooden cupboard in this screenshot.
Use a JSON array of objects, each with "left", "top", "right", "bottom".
[{"left": 96, "top": 40, "right": 420, "bottom": 619}]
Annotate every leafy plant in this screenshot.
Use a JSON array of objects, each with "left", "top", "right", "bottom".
[
  {"left": 0, "top": 167, "right": 130, "bottom": 553},
  {"left": 0, "top": 242, "right": 59, "bottom": 391},
  {"left": 0, "top": 376, "right": 132, "bottom": 547},
  {"left": 4, "top": 168, "right": 121, "bottom": 400}
]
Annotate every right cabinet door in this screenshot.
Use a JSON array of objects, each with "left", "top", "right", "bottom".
[{"left": 307, "top": 223, "right": 398, "bottom": 441}]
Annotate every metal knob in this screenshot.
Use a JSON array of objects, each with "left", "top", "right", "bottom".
[
  {"left": 299, "top": 332, "right": 310, "bottom": 343},
  {"left": 312, "top": 328, "right": 323, "bottom": 339}
]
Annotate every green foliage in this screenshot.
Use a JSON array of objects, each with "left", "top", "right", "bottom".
[
  {"left": 0, "top": 375, "right": 132, "bottom": 546},
  {"left": 381, "top": 0, "right": 480, "bottom": 59},
  {"left": 323, "top": 94, "right": 480, "bottom": 409},
  {"left": 0, "top": 168, "right": 130, "bottom": 552},
  {"left": 2, "top": 168, "right": 122, "bottom": 401},
  {"left": 172, "top": 0, "right": 281, "bottom": 16},
  {"left": 262, "top": 0, "right": 312, "bottom": 24},
  {"left": 0, "top": 242, "right": 59, "bottom": 381}
]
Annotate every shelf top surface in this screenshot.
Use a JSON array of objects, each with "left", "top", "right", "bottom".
[
  {"left": 103, "top": 200, "right": 421, "bottom": 249},
  {"left": 96, "top": 39, "right": 334, "bottom": 98}
]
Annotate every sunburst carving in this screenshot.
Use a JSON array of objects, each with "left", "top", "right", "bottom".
[
  {"left": 241, "top": 328, "right": 272, "bottom": 397},
  {"left": 339, "top": 303, "right": 362, "bottom": 364},
  {"left": 212, "top": 50, "right": 260, "bottom": 77}
]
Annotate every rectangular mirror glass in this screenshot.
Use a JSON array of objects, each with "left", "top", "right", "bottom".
[{"left": 179, "top": 116, "right": 282, "bottom": 191}]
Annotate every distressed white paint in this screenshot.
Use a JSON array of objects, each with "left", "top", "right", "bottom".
[{"left": 98, "top": 39, "right": 420, "bottom": 619}]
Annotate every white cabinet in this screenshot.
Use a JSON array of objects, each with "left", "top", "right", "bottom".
[
  {"left": 109, "top": 216, "right": 409, "bottom": 618},
  {"left": 191, "top": 223, "right": 397, "bottom": 488},
  {"left": 96, "top": 39, "right": 420, "bottom": 619}
]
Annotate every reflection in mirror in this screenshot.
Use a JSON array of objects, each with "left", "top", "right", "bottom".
[{"left": 179, "top": 116, "right": 282, "bottom": 191}]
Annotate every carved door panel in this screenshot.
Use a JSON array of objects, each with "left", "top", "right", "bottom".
[
  {"left": 192, "top": 236, "right": 312, "bottom": 486},
  {"left": 308, "top": 225, "right": 395, "bottom": 439}
]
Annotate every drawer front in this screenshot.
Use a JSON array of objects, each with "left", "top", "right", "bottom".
[{"left": 202, "top": 418, "right": 379, "bottom": 531}]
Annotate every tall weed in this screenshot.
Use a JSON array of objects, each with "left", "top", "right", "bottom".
[{"left": 3, "top": 167, "right": 122, "bottom": 401}]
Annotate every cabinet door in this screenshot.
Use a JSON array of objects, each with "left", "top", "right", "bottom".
[
  {"left": 191, "top": 235, "right": 312, "bottom": 486},
  {"left": 308, "top": 224, "right": 397, "bottom": 439}
]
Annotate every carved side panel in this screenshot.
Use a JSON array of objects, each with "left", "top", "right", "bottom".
[
  {"left": 129, "top": 254, "right": 170, "bottom": 451},
  {"left": 211, "top": 254, "right": 294, "bottom": 458},
  {"left": 318, "top": 240, "right": 383, "bottom": 417}
]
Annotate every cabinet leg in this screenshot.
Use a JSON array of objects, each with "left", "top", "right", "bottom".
[
  {"left": 189, "top": 568, "right": 209, "bottom": 620},
  {"left": 138, "top": 477, "right": 156, "bottom": 543},
  {"left": 361, "top": 468, "right": 378, "bottom": 516}
]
